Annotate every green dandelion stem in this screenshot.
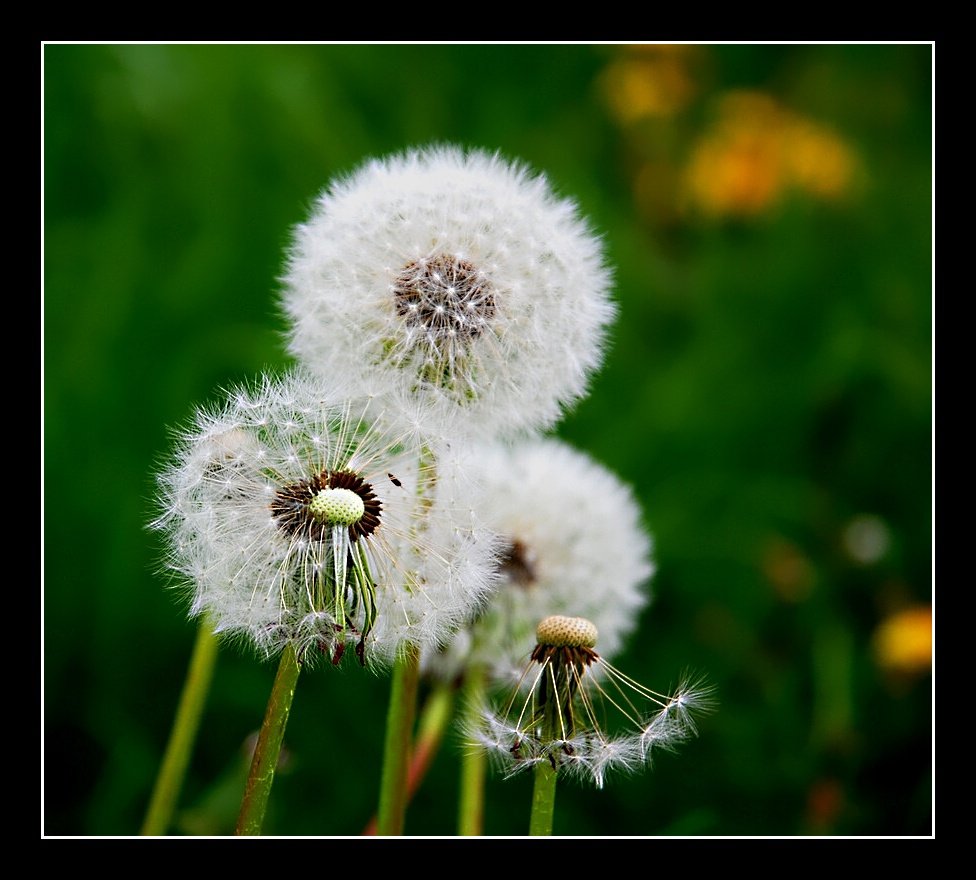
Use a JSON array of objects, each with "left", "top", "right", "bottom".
[
  {"left": 529, "top": 759, "right": 559, "bottom": 836},
  {"left": 235, "top": 641, "right": 301, "bottom": 836},
  {"left": 140, "top": 622, "right": 220, "bottom": 835},
  {"left": 375, "top": 444, "right": 436, "bottom": 835},
  {"left": 458, "top": 664, "right": 488, "bottom": 836},
  {"left": 376, "top": 643, "right": 421, "bottom": 836},
  {"left": 362, "top": 677, "right": 455, "bottom": 835},
  {"left": 410, "top": 679, "right": 455, "bottom": 791}
]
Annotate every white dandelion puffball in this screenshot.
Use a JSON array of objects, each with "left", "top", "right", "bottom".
[
  {"left": 422, "top": 436, "right": 654, "bottom": 685},
  {"left": 152, "top": 369, "right": 499, "bottom": 668},
  {"left": 282, "top": 145, "right": 616, "bottom": 440}
]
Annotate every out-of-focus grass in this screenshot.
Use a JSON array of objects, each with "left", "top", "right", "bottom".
[{"left": 43, "top": 43, "right": 932, "bottom": 836}]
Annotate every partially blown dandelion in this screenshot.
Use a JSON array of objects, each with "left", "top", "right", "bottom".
[
  {"left": 153, "top": 369, "right": 498, "bottom": 668},
  {"left": 469, "top": 615, "right": 714, "bottom": 789},
  {"left": 282, "top": 145, "right": 616, "bottom": 439}
]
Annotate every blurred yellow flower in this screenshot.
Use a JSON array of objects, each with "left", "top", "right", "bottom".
[
  {"left": 600, "top": 45, "right": 701, "bottom": 123},
  {"left": 871, "top": 604, "right": 932, "bottom": 677},
  {"left": 681, "top": 90, "right": 859, "bottom": 219},
  {"left": 785, "top": 118, "right": 859, "bottom": 200}
]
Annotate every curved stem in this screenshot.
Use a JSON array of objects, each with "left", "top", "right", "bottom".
[
  {"left": 529, "top": 760, "right": 558, "bottom": 836},
  {"left": 376, "top": 644, "right": 421, "bottom": 836},
  {"left": 235, "top": 642, "right": 302, "bottom": 835},
  {"left": 373, "top": 443, "right": 438, "bottom": 835},
  {"left": 141, "top": 623, "right": 219, "bottom": 836},
  {"left": 457, "top": 665, "right": 488, "bottom": 836},
  {"left": 362, "top": 678, "right": 455, "bottom": 835}
]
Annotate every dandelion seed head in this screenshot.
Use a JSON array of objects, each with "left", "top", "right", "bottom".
[
  {"left": 423, "top": 437, "right": 652, "bottom": 685},
  {"left": 152, "top": 368, "right": 499, "bottom": 668},
  {"left": 282, "top": 145, "right": 615, "bottom": 439},
  {"left": 463, "top": 616, "right": 714, "bottom": 788}
]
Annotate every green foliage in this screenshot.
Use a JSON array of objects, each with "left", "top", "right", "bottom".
[{"left": 43, "top": 43, "right": 932, "bottom": 836}]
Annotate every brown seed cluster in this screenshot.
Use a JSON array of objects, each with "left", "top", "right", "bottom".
[
  {"left": 499, "top": 539, "right": 537, "bottom": 588},
  {"left": 271, "top": 470, "right": 382, "bottom": 543},
  {"left": 393, "top": 253, "right": 496, "bottom": 346}
]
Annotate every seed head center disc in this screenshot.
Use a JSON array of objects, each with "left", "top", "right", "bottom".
[
  {"left": 536, "top": 615, "right": 598, "bottom": 648},
  {"left": 308, "top": 487, "right": 365, "bottom": 526},
  {"left": 393, "top": 253, "right": 495, "bottom": 341}
]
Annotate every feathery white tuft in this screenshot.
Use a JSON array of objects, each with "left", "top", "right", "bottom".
[
  {"left": 152, "top": 368, "right": 500, "bottom": 668},
  {"left": 422, "top": 437, "right": 653, "bottom": 685},
  {"left": 281, "top": 145, "right": 616, "bottom": 440}
]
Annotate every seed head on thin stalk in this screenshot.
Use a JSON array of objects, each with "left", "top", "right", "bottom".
[
  {"left": 468, "top": 615, "right": 714, "bottom": 789},
  {"left": 281, "top": 145, "right": 616, "bottom": 440},
  {"left": 152, "top": 368, "right": 499, "bottom": 668},
  {"left": 422, "top": 437, "right": 653, "bottom": 687}
]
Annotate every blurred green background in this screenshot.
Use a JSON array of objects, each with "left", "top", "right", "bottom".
[{"left": 43, "top": 43, "right": 932, "bottom": 837}]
